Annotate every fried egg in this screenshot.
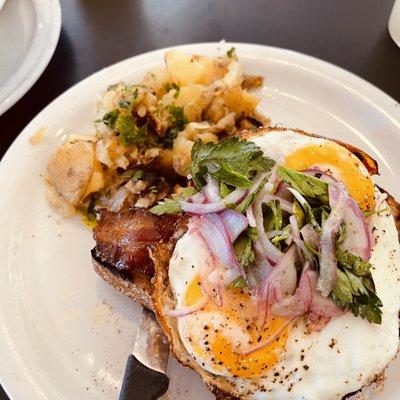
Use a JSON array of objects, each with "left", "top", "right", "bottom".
[{"left": 168, "top": 130, "right": 400, "bottom": 399}]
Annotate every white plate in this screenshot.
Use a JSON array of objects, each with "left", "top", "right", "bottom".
[
  {"left": 0, "top": 0, "right": 61, "bottom": 115},
  {"left": 0, "top": 0, "right": 6, "bottom": 12},
  {"left": 1, "top": 43, "right": 400, "bottom": 400}
]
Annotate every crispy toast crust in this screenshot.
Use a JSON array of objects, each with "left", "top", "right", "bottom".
[
  {"left": 92, "top": 250, "right": 154, "bottom": 311},
  {"left": 91, "top": 126, "right": 397, "bottom": 400}
]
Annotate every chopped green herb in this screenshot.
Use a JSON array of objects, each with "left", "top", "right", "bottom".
[
  {"left": 349, "top": 292, "right": 382, "bottom": 324},
  {"left": 336, "top": 247, "right": 372, "bottom": 276},
  {"left": 231, "top": 276, "right": 247, "bottom": 288},
  {"left": 107, "top": 83, "right": 119, "bottom": 91},
  {"left": 293, "top": 199, "right": 305, "bottom": 229},
  {"left": 150, "top": 187, "right": 198, "bottom": 215},
  {"left": 131, "top": 170, "right": 144, "bottom": 181},
  {"left": 236, "top": 175, "right": 269, "bottom": 213},
  {"left": 102, "top": 109, "right": 120, "bottom": 129},
  {"left": 220, "top": 181, "right": 233, "bottom": 198},
  {"left": 269, "top": 200, "right": 283, "bottom": 231},
  {"left": 119, "top": 99, "right": 131, "bottom": 109},
  {"left": 115, "top": 110, "right": 148, "bottom": 146},
  {"left": 234, "top": 235, "right": 255, "bottom": 268},
  {"left": 278, "top": 166, "right": 329, "bottom": 204},
  {"left": 164, "top": 82, "right": 180, "bottom": 98},
  {"left": 304, "top": 242, "right": 319, "bottom": 256},
  {"left": 168, "top": 105, "right": 188, "bottom": 131},
  {"left": 247, "top": 227, "right": 258, "bottom": 241},
  {"left": 331, "top": 246, "right": 383, "bottom": 324},
  {"left": 227, "top": 47, "right": 237, "bottom": 59},
  {"left": 291, "top": 190, "right": 322, "bottom": 232},
  {"left": 270, "top": 225, "right": 291, "bottom": 246},
  {"left": 190, "top": 138, "right": 275, "bottom": 189},
  {"left": 148, "top": 186, "right": 158, "bottom": 194},
  {"left": 164, "top": 128, "right": 179, "bottom": 148},
  {"left": 363, "top": 207, "right": 390, "bottom": 218}
]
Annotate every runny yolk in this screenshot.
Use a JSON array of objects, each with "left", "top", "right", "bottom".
[
  {"left": 284, "top": 142, "right": 375, "bottom": 211},
  {"left": 183, "top": 276, "right": 289, "bottom": 378}
]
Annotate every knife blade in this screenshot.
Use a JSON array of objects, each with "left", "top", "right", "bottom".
[{"left": 119, "top": 308, "right": 170, "bottom": 400}]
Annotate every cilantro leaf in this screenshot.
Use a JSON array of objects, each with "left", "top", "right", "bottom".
[
  {"left": 234, "top": 234, "right": 255, "bottom": 268},
  {"left": 236, "top": 175, "right": 269, "bottom": 213},
  {"left": 278, "top": 166, "right": 329, "bottom": 204},
  {"left": 150, "top": 187, "right": 197, "bottom": 215},
  {"left": 131, "top": 170, "right": 144, "bottom": 181},
  {"left": 350, "top": 292, "right": 382, "bottom": 324},
  {"left": 103, "top": 109, "right": 120, "bottom": 129},
  {"left": 220, "top": 181, "right": 233, "bottom": 198},
  {"left": 336, "top": 247, "right": 372, "bottom": 276},
  {"left": 227, "top": 47, "right": 237, "bottom": 59},
  {"left": 270, "top": 225, "right": 291, "bottom": 247},
  {"left": 231, "top": 276, "right": 247, "bottom": 288},
  {"left": 115, "top": 110, "right": 148, "bottom": 146},
  {"left": 168, "top": 105, "right": 188, "bottom": 131},
  {"left": 293, "top": 199, "right": 305, "bottom": 229},
  {"left": 190, "top": 138, "right": 275, "bottom": 189},
  {"left": 363, "top": 207, "right": 390, "bottom": 218},
  {"left": 164, "top": 82, "right": 180, "bottom": 98},
  {"left": 331, "top": 246, "right": 383, "bottom": 324}
]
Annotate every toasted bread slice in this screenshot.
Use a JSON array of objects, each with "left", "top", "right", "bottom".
[{"left": 91, "top": 126, "right": 398, "bottom": 400}]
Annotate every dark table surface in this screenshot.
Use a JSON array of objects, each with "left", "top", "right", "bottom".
[{"left": 1, "top": 0, "right": 399, "bottom": 398}]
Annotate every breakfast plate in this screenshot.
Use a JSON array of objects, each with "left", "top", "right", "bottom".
[
  {"left": 1, "top": 42, "right": 400, "bottom": 400},
  {"left": 0, "top": 0, "right": 61, "bottom": 115}
]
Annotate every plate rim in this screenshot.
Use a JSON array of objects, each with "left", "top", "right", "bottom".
[
  {"left": 0, "top": 0, "right": 62, "bottom": 116},
  {"left": 1, "top": 41, "right": 400, "bottom": 400}
]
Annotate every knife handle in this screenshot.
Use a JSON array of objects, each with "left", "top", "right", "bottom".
[{"left": 119, "top": 354, "right": 169, "bottom": 400}]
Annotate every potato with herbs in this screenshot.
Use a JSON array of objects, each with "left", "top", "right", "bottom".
[{"left": 45, "top": 47, "right": 266, "bottom": 220}]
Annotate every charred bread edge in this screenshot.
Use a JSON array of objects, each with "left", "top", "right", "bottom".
[{"left": 91, "top": 249, "right": 154, "bottom": 311}]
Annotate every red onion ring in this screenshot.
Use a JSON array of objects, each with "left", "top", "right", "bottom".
[
  {"left": 165, "top": 295, "right": 210, "bottom": 317},
  {"left": 242, "top": 317, "right": 297, "bottom": 355}
]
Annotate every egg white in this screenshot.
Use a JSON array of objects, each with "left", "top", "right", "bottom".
[{"left": 168, "top": 130, "right": 400, "bottom": 399}]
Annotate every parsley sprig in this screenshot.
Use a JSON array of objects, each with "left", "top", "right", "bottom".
[{"left": 190, "top": 138, "right": 275, "bottom": 189}]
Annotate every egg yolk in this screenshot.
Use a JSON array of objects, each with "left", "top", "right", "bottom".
[
  {"left": 284, "top": 142, "right": 374, "bottom": 211},
  {"left": 184, "top": 277, "right": 289, "bottom": 378}
]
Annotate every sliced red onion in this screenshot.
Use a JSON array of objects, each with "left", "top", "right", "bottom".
[
  {"left": 252, "top": 196, "right": 284, "bottom": 264},
  {"left": 165, "top": 295, "right": 210, "bottom": 317},
  {"left": 192, "top": 214, "right": 246, "bottom": 285},
  {"left": 270, "top": 265, "right": 314, "bottom": 317},
  {"left": 180, "top": 200, "right": 225, "bottom": 214},
  {"left": 224, "top": 187, "right": 247, "bottom": 204},
  {"left": 328, "top": 184, "right": 372, "bottom": 261},
  {"left": 259, "top": 245, "right": 298, "bottom": 301},
  {"left": 199, "top": 214, "right": 240, "bottom": 269},
  {"left": 300, "top": 224, "right": 319, "bottom": 249},
  {"left": 203, "top": 175, "right": 222, "bottom": 202},
  {"left": 341, "top": 197, "right": 372, "bottom": 260},
  {"left": 289, "top": 215, "right": 300, "bottom": 240},
  {"left": 289, "top": 215, "right": 316, "bottom": 263},
  {"left": 275, "top": 181, "right": 292, "bottom": 201},
  {"left": 263, "top": 193, "right": 293, "bottom": 213},
  {"left": 246, "top": 206, "right": 256, "bottom": 227},
  {"left": 242, "top": 317, "right": 297, "bottom": 355},
  {"left": 287, "top": 188, "right": 308, "bottom": 209},
  {"left": 304, "top": 167, "right": 338, "bottom": 184},
  {"left": 317, "top": 184, "right": 346, "bottom": 297},
  {"left": 189, "top": 191, "right": 206, "bottom": 204},
  {"left": 182, "top": 188, "right": 246, "bottom": 215},
  {"left": 220, "top": 209, "right": 248, "bottom": 242},
  {"left": 309, "top": 291, "right": 344, "bottom": 318},
  {"left": 266, "top": 230, "right": 285, "bottom": 239}
]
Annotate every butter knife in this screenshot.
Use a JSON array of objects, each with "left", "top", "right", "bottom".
[{"left": 119, "top": 308, "right": 170, "bottom": 400}]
